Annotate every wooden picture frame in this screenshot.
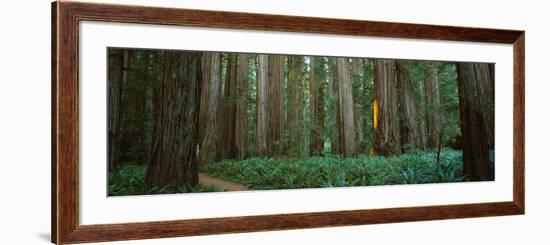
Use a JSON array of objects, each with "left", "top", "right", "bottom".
[{"left": 52, "top": 1, "right": 525, "bottom": 244}]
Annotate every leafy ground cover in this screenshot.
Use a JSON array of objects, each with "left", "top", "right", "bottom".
[
  {"left": 201, "top": 149, "right": 466, "bottom": 190},
  {"left": 108, "top": 165, "right": 222, "bottom": 196},
  {"left": 109, "top": 149, "right": 481, "bottom": 195}
]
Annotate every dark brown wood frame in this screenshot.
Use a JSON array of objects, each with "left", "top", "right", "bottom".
[{"left": 52, "top": 1, "right": 525, "bottom": 244}]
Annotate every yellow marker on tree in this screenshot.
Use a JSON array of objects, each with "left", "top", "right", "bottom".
[{"left": 370, "top": 99, "right": 379, "bottom": 156}]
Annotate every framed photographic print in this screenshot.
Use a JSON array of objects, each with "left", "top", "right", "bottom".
[{"left": 52, "top": 1, "right": 525, "bottom": 244}]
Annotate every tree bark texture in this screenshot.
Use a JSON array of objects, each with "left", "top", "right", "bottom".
[
  {"left": 255, "top": 54, "right": 269, "bottom": 156},
  {"left": 145, "top": 51, "right": 202, "bottom": 189},
  {"left": 221, "top": 54, "right": 238, "bottom": 158},
  {"left": 199, "top": 53, "right": 221, "bottom": 165},
  {"left": 309, "top": 56, "right": 325, "bottom": 156},
  {"left": 327, "top": 58, "right": 341, "bottom": 154},
  {"left": 235, "top": 54, "right": 249, "bottom": 160},
  {"left": 287, "top": 56, "right": 304, "bottom": 156},
  {"left": 267, "top": 55, "right": 285, "bottom": 156},
  {"left": 373, "top": 59, "right": 401, "bottom": 156},
  {"left": 198, "top": 52, "right": 211, "bottom": 151},
  {"left": 108, "top": 49, "right": 125, "bottom": 169},
  {"left": 337, "top": 58, "right": 357, "bottom": 157},
  {"left": 475, "top": 63, "right": 495, "bottom": 148},
  {"left": 456, "top": 62, "right": 494, "bottom": 181},
  {"left": 396, "top": 60, "right": 425, "bottom": 151}
]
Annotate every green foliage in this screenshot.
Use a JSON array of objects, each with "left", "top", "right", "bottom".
[
  {"left": 436, "top": 62, "right": 461, "bottom": 146},
  {"left": 201, "top": 149, "right": 465, "bottom": 190},
  {"left": 108, "top": 165, "right": 222, "bottom": 196}
]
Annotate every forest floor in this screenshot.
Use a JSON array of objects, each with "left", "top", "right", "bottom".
[
  {"left": 109, "top": 149, "right": 480, "bottom": 196},
  {"left": 201, "top": 149, "right": 471, "bottom": 190},
  {"left": 198, "top": 173, "right": 250, "bottom": 191}
]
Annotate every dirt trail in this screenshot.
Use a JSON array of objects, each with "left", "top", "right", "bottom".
[{"left": 198, "top": 173, "right": 250, "bottom": 192}]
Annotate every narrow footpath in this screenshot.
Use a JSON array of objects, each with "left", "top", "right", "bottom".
[{"left": 198, "top": 173, "right": 251, "bottom": 192}]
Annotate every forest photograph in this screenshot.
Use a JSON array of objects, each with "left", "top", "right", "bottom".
[{"left": 107, "top": 47, "right": 495, "bottom": 196}]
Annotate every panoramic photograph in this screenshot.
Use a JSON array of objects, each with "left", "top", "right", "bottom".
[{"left": 107, "top": 48, "right": 495, "bottom": 196}]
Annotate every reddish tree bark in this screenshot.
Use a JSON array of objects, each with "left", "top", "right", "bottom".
[
  {"left": 255, "top": 54, "right": 269, "bottom": 156},
  {"left": 337, "top": 58, "right": 357, "bottom": 157},
  {"left": 373, "top": 59, "right": 401, "bottom": 156},
  {"left": 456, "top": 62, "right": 494, "bottom": 181},
  {"left": 235, "top": 54, "right": 249, "bottom": 160},
  {"left": 199, "top": 53, "right": 222, "bottom": 165},
  {"left": 267, "top": 55, "right": 285, "bottom": 156},
  {"left": 396, "top": 60, "right": 425, "bottom": 150},
  {"left": 146, "top": 51, "right": 202, "bottom": 189}
]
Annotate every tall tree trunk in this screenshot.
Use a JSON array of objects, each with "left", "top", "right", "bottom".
[
  {"left": 221, "top": 54, "right": 238, "bottom": 158},
  {"left": 351, "top": 58, "right": 365, "bottom": 152},
  {"left": 373, "top": 59, "right": 401, "bottom": 156},
  {"left": 199, "top": 53, "right": 222, "bottom": 165},
  {"left": 327, "top": 58, "right": 341, "bottom": 154},
  {"left": 108, "top": 49, "right": 125, "bottom": 170},
  {"left": 337, "top": 58, "right": 357, "bottom": 157},
  {"left": 424, "top": 62, "right": 442, "bottom": 149},
  {"left": 198, "top": 52, "right": 211, "bottom": 152},
  {"left": 255, "top": 54, "right": 268, "bottom": 156},
  {"left": 267, "top": 55, "right": 285, "bottom": 156},
  {"left": 309, "top": 56, "right": 324, "bottom": 155},
  {"left": 149, "top": 51, "right": 164, "bottom": 163},
  {"left": 456, "top": 63, "right": 494, "bottom": 181},
  {"left": 235, "top": 54, "right": 249, "bottom": 160},
  {"left": 477, "top": 64, "right": 495, "bottom": 148},
  {"left": 145, "top": 51, "right": 202, "bottom": 190},
  {"left": 396, "top": 60, "right": 425, "bottom": 151},
  {"left": 287, "top": 56, "right": 304, "bottom": 156}
]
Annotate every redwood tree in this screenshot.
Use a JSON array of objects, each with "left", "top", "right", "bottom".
[
  {"left": 456, "top": 63, "right": 494, "bottom": 181},
  {"left": 351, "top": 58, "right": 365, "bottom": 152},
  {"left": 287, "top": 56, "right": 304, "bottom": 156},
  {"left": 337, "top": 58, "right": 357, "bottom": 157},
  {"left": 235, "top": 54, "right": 249, "bottom": 160},
  {"left": 309, "top": 56, "right": 325, "bottom": 156},
  {"left": 145, "top": 51, "right": 202, "bottom": 189},
  {"left": 199, "top": 52, "right": 222, "bottom": 165},
  {"left": 221, "top": 54, "right": 238, "bottom": 158},
  {"left": 267, "top": 55, "right": 285, "bottom": 156},
  {"left": 327, "top": 58, "right": 341, "bottom": 154},
  {"left": 255, "top": 54, "right": 268, "bottom": 156},
  {"left": 107, "top": 49, "right": 126, "bottom": 170},
  {"left": 198, "top": 52, "right": 211, "bottom": 149},
  {"left": 396, "top": 60, "right": 425, "bottom": 150},
  {"left": 373, "top": 59, "right": 401, "bottom": 156}
]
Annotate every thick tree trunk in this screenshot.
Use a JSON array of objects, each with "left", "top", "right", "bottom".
[
  {"left": 148, "top": 51, "right": 164, "bottom": 163},
  {"left": 456, "top": 63, "right": 494, "bottom": 181},
  {"left": 108, "top": 49, "right": 125, "bottom": 170},
  {"left": 199, "top": 53, "right": 222, "bottom": 165},
  {"left": 287, "top": 56, "right": 304, "bottom": 156},
  {"left": 145, "top": 51, "right": 202, "bottom": 190},
  {"left": 337, "top": 58, "right": 357, "bottom": 157},
  {"left": 396, "top": 60, "right": 425, "bottom": 151},
  {"left": 235, "top": 54, "right": 249, "bottom": 160},
  {"left": 221, "top": 54, "right": 238, "bottom": 158},
  {"left": 198, "top": 52, "right": 211, "bottom": 151},
  {"left": 327, "top": 58, "right": 341, "bottom": 154},
  {"left": 424, "top": 62, "right": 442, "bottom": 149},
  {"left": 255, "top": 54, "right": 269, "bottom": 156},
  {"left": 267, "top": 55, "right": 285, "bottom": 156},
  {"left": 309, "top": 56, "right": 324, "bottom": 156},
  {"left": 373, "top": 59, "right": 401, "bottom": 156},
  {"left": 476, "top": 64, "right": 495, "bottom": 148}
]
